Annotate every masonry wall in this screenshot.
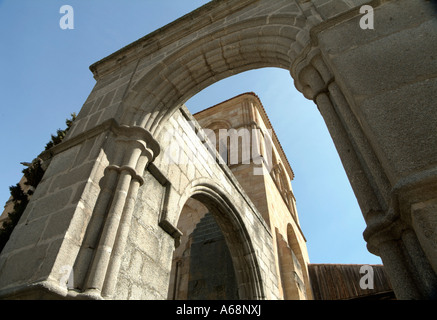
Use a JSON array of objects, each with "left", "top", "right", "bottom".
[{"left": 110, "top": 106, "right": 279, "bottom": 300}]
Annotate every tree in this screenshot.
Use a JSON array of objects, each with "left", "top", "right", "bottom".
[{"left": 45, "top": 113, "right": 77, "bottom": 150}]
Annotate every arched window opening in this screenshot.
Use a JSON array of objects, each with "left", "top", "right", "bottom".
[
  {"left": 167, "top": 198, "right": 239, "bottom": 300},
  {"left": 275, "top": 228, "right": 306, "bottom": 300}
]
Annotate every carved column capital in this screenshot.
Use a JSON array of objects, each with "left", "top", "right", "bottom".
[
  {"left": 111, "top": 124, "right": 161, "bottom": 163},
  {"left": 292, "top": 49, "right": 334, "bottom": 101}
]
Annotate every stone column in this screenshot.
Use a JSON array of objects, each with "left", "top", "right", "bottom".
[
  {"left": 304, "top": 0, "right": 437, "bottom": 298},
  {"left": 79, "top": 125, "right": 160, "bottom": 299},
  {"left": 294, "top": 43, "right": 437, "bottom": 298},
  {"left": 295, "top": 53, "right": 383, "bottom": 216}
]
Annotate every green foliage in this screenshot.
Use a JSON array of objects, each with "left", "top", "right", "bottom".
[
  {"left": 45, "top": 113, "right": 77, "bottom": 150},
  {"left": 0, "top": 176, "right": 31, "bottom": 253},
  {"left": 22, "top": 160, "right": 45, "bottom": 194},
  {"left": 0, "top": 112, "right": 77, "bottom": 254}
]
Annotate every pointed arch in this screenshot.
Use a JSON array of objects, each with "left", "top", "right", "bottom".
[
  {"left": 118, "top": 11, "right": 319, "bottom": 135},
  {"left": 169, "top": 178, "right": 270, "bottom": 299}
]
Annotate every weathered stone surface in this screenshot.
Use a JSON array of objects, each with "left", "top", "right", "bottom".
[{"left": 0, "top": 0, "right": 436, "bottom": 300}]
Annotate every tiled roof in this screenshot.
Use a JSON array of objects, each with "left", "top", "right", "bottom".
[{"left": 308, "top": 264, "right": 395, "bottom": 300}]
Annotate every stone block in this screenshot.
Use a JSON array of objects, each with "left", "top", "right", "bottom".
[
  {"left": 48, "top": 162, "right": 94, "bottom": 194},
  {"left": 314, "top": 0, "right": 351, "bottom": 20},
  {"left": 43, "top": 145, "right": 81, "bottom": 179},
  {"left": 359, "top": 77, "right": 437, "bottom": 181},
  {"left": 27, "top": 187, "right": 74, "bottom": 221},
  {"left": 1, "top": 216, "right": 48, "bottom": 255},
  {"left": 39, "top": 207, "right": 76, "bottom": 243},
  {"left": 325, "top": 20, "right": 437, "bottom": 98}
]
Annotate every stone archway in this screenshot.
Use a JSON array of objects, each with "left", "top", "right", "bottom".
[
  {"left": 169, "top": 180, "right": 270, "bottom": 300},
  {"left": 167, "top": 183, "right": 266, "bottom": 300},
  {"left": 0, "top": 0, "right": 436, "bottom": 300}
]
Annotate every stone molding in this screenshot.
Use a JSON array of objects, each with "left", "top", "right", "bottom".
[{"left": 39, "top": 118, "right": 161, "bottom": 167}]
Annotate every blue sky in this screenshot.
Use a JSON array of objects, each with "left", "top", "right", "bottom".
[{"left": 0, "top": 1, "right": 382, "bottom": 265}]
